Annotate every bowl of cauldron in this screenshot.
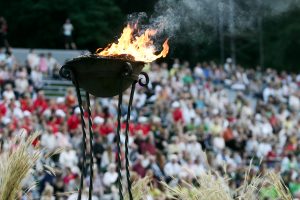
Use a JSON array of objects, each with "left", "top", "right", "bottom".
[{"left": 59, "top": 54, "right": 145, "bottom": 97}]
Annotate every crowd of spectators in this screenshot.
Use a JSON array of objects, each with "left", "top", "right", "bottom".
[{"left": 1, "top": 48, "right": 300, "bottom": 199}]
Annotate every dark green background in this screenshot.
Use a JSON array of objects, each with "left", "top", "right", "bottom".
[{"left": 0, "top": 0, "right": 299, "bottom": 71}]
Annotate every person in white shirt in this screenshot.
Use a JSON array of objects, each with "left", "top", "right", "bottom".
[
  {"left": 67, "top": 187, "right": 99, "bottom": 200},
  {"left": 289, "top": 94, "right": 300, "bottom": 111},
  {"left": 41, "top": 131, "right": 57, "bottom": 151},
  {"left": 102, "top": 163, "right": 118, "bottom": 187},
  {"left": 15, "top": 71, "right": 29, "bottom": 95},
  {"left": 26, "top": 49, "right": 40, "bottom": 69},
  {"left": 261, "top": 118, "right": 273, "bottom": 137},
  {"left": 213, "top": 135, "right": 225, "bottom": 152},
  {"left": 2, "top": 84, "right": 15, "bottom": 100},
  {"left": 46, "top": 52, "right": 58, "bottom": 76},
  {"left": 245, "top": 135, "right": 258, "bottom": 153},
  {"left": 101, "top": 146, "right": 116, "bottom": 169},
  {"left": 194, "top": 63, "right": 204, "bottom": 80},
  {"left": 41, "top": 183, "right": 55, "bottom": 200},
  {"left": 63, "top": 18, "right": 76, "bottom": 49},
  {"left": 135, "top": 89, "right": 147, "bottom": 109},
  {"left": 31, "top": 67, "right": 43, "bottom": 89},
  {"left": 190, "top": 158, "right": 205, "bottom": 177},
  {"left": 59, "top": 146, "right": 78, "bottom": 169},
  {"left": 164, "top": 154, "right": 181, "bottom": 177},
  {"left": 186, "top": 135, "right": 202, "bottom": 161},
  {"left": 263, "top": 85, "right": 274, "bottom": 103},
  {"left": 256, "top": 140, "right": 272, "bottom": 158}
]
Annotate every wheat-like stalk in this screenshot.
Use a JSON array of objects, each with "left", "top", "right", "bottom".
[
  {"left": 162, "top": 171, "right": 233, "bottom": 200},
  {"left": 124, "top": 176, "right": 151, "bottom": 200},
  {"left": 266, "top": 171, "right": 293, "bottom": 200},
  {"left": 161, "top": 163, "right": 292, "bottom": 200},
  {"left": 0, "top": 132, "right": 41, "bottom": 200}
]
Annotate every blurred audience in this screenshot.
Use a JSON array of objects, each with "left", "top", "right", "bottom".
[{"left": 1, "top": 49, "right": 300, "bottom": 199}]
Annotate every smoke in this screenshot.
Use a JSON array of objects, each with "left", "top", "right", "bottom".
[{"left": 127, "top": 0, "right": 299, "bottom": 43}]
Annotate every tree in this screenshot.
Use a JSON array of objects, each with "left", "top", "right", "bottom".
[
  {"left": 263, "top": 8, "right": 300, "bottom": 71},
  {"left": 0, "top": 0, "right": 124, "bottom": 50}
]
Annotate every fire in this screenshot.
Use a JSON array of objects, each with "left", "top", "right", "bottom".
[{"left": 97, "top": 24, "right": 169, "bottom": 63}]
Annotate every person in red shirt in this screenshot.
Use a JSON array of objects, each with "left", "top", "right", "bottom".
[
  {"left": 223, "top": 125, "right": 237, "bottom": 150},
  {"left": 132, "top": 155, "right": 147, "bottom": 177},
  {"left": 47, "top": 99, "right": 58, "bottom": 112},
  {"left": 33, "top": 90, "right": 48, "bottom": 114},
  {"left": 0, "top": 98, "right": 7, "bottom": 117},
  {"left": 54, "top": 109, "right": 66, "bottom": 125},
  {"left": 63, "top": 167, "right": 77, "bottom": 185},
  {"left": 47, "top": 116, "right": 60, "bottom": 134},
  {"left": 171, "top": 101, "right": 184, "bottom": 123},
  {"left": 92, "top": 116, "right": 104, "bottom": 135},
  {"left": 134, "top": 116, "right": 151, "bottom": 135},
  {"left": 100, "top": 106, "right": 112, "bottom": 120},
  {"left": 121, "top": 115, "right": 135, "bottom": 135},
  {"left": 284, "top": 136, "right": 297, "bottom": 153},
  {"left": 100, "top": 118, "right": 114, "bottom": 136},
  {"left": 140, "top": 135, "right": 157, "bottom": 155},
  {"left": 67, "top": 107, "right": 81, "bottom": 134},
  {"left": 65, "top": 88, "right": 76, "bottom": 108},
  {"left": 20, "top": 93, "right": 33, "bottom": 112},
  {"left": 21, "top": 111, "right": 33, "bottom": 133},
  {"left": 269, "top": 112, "right": 281, "bottom": 133},
  {"left": 223, "top": 126, "right": 234, "bottom": 142},
  {"left": 56, "top": 97, "right": 68, "bottom": 113}
]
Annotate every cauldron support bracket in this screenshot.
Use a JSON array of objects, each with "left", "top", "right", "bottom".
[
  {"left": 71, "top": 70, "right": 88, "bottom": 200},
  {"left": 86, "top": 91, "right": 94, "bottom": 200},
  {"left": 116, "top": 74, "right": 124, "bottom": 200},
  {"left": 59, "top": 57, "right": 149, "bottom": 200},
  {"left": 124, "top": 81, "right": 136, "bottom": 200}
]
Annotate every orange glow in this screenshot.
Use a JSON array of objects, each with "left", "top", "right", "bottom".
[{"left": 97, "top": 24, "right": 169, "bottom": 63}]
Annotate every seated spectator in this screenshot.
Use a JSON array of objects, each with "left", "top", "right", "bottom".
[
  {"left": 33, "top": 90, "right": 48, "bottom": 114},
  {"left": 67, "top": 107, "right": 81, "bottom": 134},
  {"left": 15, "top": 70, "right": 29, "bottom": 96},
  {"left": 39, "top": 53, "right": 48, "bottom": 75},
  {"left": 27, "top": 49, "right": 39, "bottom": 69},
  {"left": 164, "top": 154, "right": 181, "bottom": 177},
  {"left": 2, "top": 84, "right": 15, "bottom": 100},
  {"left": 101, "top": 146, "right": 115, "bottom": 171},
  {"left": 40, "top": 183, "right": 55, "bottom": 200},
  {"left": 133, "top": 155, "right": 147, "bottom": 177},
  {"left": 102, "top": 163, "right": 118, "bottom": 189},
  {"left": 59, "top": 146, "right": 78, "bottom": 169},
  {"left": 31, "top": 67, "right": 43, "bottom": 90},
  {"left": 46, "top": 52, "right": 58, "bottom": 76}
]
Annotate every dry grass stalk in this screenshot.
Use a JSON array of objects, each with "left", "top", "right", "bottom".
[
  {"left": 161, "top": 156, "right": 292, "bottom": 200},
  {"left": 266, "top": 171, "right": 293, "bottom": 200},
  {"left": 162, "top": 171, "right": 232, "bottom": 200},
  {"left": 236, "top": 175, "right": 264, "bottom": 200},
  {"left": 44, "top": 147, "right": 64, "bottom": 159},
  {"left": 0, "top": 132, "right": 41, "bottom": 200},
  {"left": 235, "top": 159, "right": 263, "bottom": 200},
  {"left": 124, "top": 176, "right": 151, "bottom": 200}
]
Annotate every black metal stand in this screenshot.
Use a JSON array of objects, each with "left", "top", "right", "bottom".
[{"left": 63, "top": 65, "right": 149, "bottom": 200}]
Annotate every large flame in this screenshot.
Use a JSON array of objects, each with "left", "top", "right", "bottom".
[{"left": 97, "top": 25, "right": 169, "bottom": 63}]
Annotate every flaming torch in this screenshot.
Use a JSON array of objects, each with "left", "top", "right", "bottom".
[
  {"left": 98, "top": 24, "right": 169, "bottom": 63},
  {"left": 60, "top": 24, "right": 169, "bottom": 200}
]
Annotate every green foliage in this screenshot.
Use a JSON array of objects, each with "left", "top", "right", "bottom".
[
  {"left": 0, "top": 0, "right": 124, "bottom": 49},
  {"left": 167, "top": 7, "right": 300, "bottom": 71},
  {"left": 264, "top": 8, "right": 300, "bottom": 71}
]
